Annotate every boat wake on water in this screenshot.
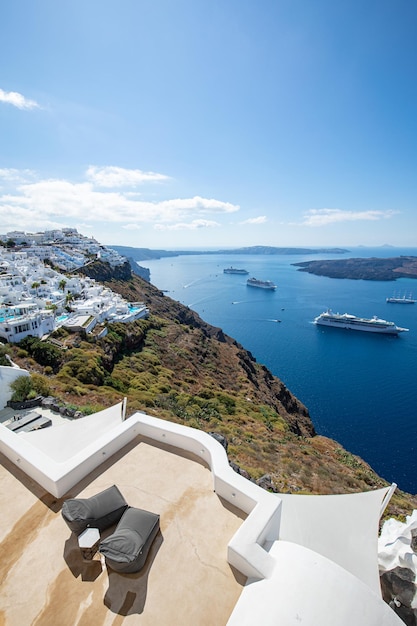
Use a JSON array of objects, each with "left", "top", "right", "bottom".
[
  {"left": 183, "top": 275, "right": 220, "bottom": 289},
  {"left": 188, "top": 296, "right": 214, "bottom": 307}
]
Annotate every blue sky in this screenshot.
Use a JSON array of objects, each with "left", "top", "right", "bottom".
[{"left": 1, "top": 0, "right": 417, "bottom": 249}]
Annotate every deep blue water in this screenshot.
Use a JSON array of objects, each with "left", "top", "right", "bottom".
[{"left": 142, "top": 248, "right": 417, "bottom": 494}]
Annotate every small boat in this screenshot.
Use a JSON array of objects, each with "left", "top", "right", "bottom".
[{"left": 247, "top": 277, "right": 277, "bottom": 290}]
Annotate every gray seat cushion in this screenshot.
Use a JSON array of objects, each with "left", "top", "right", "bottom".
[
  {"left": 61, "top": 485, "right": 128, "bottom": 534},
  {"left": 99, "top": 507, "right": 160, "bottom": 573}
]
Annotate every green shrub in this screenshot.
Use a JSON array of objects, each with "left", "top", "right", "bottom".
[
  {"left": 216, "top": 392, "right": 236, "bottom": 415},
  {"left": 104, "top": 376, "right": 127, "bottom": 392},
  {"left": 0, "top": 344, "right": 11, "bottom": 366},
  {"left": 10, "top": 375, "right": 32, "bottom": 401},
  {"left": 80, "top": 404, "right": 105, "bottom": 415},
  {"left": 60, "top": 351, "right": 105, "bottom": 385},
  {"left": 30, "top": 373, "right": 51, "bottom": 397},
  {"left": 18, "top": 337, "right": 62, "bottom": 370},
  {"left": 133, "top": 391, "right": 155, "bottom": 406}
]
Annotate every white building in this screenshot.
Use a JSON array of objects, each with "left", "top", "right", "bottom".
[
  {"left": 0, "top": 305, "right": 55, "bottom": 342},
  {"left": 0, "top": 230, "right": 149, "bottom": 342}
]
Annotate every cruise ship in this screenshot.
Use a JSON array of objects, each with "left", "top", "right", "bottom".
[
  {"left": 386, "top": 293, "right": 416, "bottom": 304},
  {"left": 247, "top": 277, "right": 277, "bottom": 290},
  {"left": 314, "top": 309, "right": 408, "bottom": 335},
  {"left": 223, "top": 267, "right": 249, "bottom": 275}
]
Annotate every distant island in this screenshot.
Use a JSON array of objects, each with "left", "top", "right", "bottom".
[
  {"left": 110, "top": 245, "right": 417, "bottom": 282},
  {"left": 293, "top": 256, "right": 417, "bottom": 281},
  {"left": 111, "top": 245, "right": 349, "bottom": 262}
]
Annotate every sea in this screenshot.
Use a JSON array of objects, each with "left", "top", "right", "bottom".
[{"left": 141, "top": 248, "right": 417, "bottom": 494}]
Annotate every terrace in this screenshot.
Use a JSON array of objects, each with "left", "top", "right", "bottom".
[
  {"left": 0, "top": 365, "right": 403, "bottom": 625},
  {"left": 0, "top": 424, "right": 246, "bottom": 625}
]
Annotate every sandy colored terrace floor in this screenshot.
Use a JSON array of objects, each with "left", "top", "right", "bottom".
[{"left": 0, "top": 436, "right": 246, "bottom": 626}]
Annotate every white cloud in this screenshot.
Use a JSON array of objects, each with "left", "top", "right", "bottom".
[
  {"left": 240, "top": 215, "right": 267, "bottom": 225},
  {"left": 160, "top": 196, "right": 238, "bottom": 215},
  {"left": 122, "top": 223, "right": 142, "bottom": 230},
  {"left": 0, "top": 168, "right": 239, "bottom": 232},
  {"left": 0, "top": 88, "right": 40, "bottom": 110},
  {"left": 86, "top": 165, "right": 170, "bottom": 188},
  {"left": 154, "top": 219, "right": 220, "bottom": 231},
  {"left": 0, "top": 168, "right": 36, "bottom": 183},
  {"left": 300, "top": 208, "right": 399, "bottom": 227}
]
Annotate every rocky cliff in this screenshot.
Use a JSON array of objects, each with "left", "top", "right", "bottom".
[{"left": 12, "top": 259, "right": 417, "bottom": 517}]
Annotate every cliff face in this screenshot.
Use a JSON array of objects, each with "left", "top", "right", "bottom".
[
  {"left": 103, "top": 270, "right": 315, "bottom": 440},
  {"left": 80, "top": 257, "right": 151, "bottom": 283},
  {"left": 78, "top": 260, "right": 132, "bottom": 282},
  {"left": 98, "top": 266, "right": 417, "bottom": 513},
  {"left": 126, "top": 258, "right": 150, "bottom": 281}
]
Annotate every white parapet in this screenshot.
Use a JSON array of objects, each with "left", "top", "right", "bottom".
[
  {"left": 0, "top": 404, "right": 282, "bottom": 582},
  {"left": 0, "top": 396, "right": 404, "bottom": 625},
  {"left": 131, "top": 412, "right": 282, "bottom": 580}
]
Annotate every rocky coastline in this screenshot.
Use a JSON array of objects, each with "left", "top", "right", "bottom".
[{"left": 293, "top": 256, "right": 417, "bottom": 281}]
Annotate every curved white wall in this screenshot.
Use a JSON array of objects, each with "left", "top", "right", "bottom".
[
  {"left": 0, "top": 405, "right": 401, "bottom": 625},
  {"left": 0, "top": 408, "right": 281, "bottom": 581}
]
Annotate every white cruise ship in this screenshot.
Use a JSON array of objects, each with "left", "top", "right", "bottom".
[
  {"left": 223, "top": 267, "right": 249, "bottom": 275},
  {"left": 314, "top": 309, "right": 408, "bottom": 335},
  {"left": 386, "top": 293, "right": 416, "bottom": 304},
  {"left": 247, "top": 277, "right": 277, "bottom": 290}
]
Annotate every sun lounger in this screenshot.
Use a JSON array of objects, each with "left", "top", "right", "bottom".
[
  {"left": 61, "top": 485, "right": 128, "bottom": 534},
  {"left": 99, "top": 506, "right": 160, "bottom": 573}
]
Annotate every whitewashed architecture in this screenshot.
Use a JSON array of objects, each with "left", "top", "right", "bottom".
[{"left": 0, "top": 229, "right": 149, "bottom": 342}]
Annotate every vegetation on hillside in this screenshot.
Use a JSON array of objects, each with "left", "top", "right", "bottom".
[{"left": 6, "top": 263, "right": 417, "bottom": 518}]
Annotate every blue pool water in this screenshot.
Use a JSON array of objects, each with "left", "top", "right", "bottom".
[
  {"left": 142, "top": 248, "right": 417, "bottom": 494},
  {"left": 55, "top": 314, "right": 70, "bottom": 324}
]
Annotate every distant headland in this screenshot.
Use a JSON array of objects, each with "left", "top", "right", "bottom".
[
  {"left": 293, "top": 256, "right": 417, "bottom": 281},
  {"left": 111, "top": 245, "right": 349, "bottom": 261}
]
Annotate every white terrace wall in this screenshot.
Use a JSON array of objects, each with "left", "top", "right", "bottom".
[
  {"left": 0, "top": 402, "right": 130, "bottom": 498},
  {"left": 0, "top": 407, "right": 282, "bottom": 582},
  {"left": 136, "top": 412, "right": 281, "bottom": 579}
]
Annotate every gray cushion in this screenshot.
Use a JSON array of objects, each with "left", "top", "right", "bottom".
[
  {"left": 61, "top": 485, "right": 128, "bottom": 534},
  {"left": 99, "top": 507, "right": 160, "bottom": 573}
]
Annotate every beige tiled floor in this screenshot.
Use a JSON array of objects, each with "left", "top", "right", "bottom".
[{"left": 0, "top": 437, "right": 246, "bottom": 626}]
